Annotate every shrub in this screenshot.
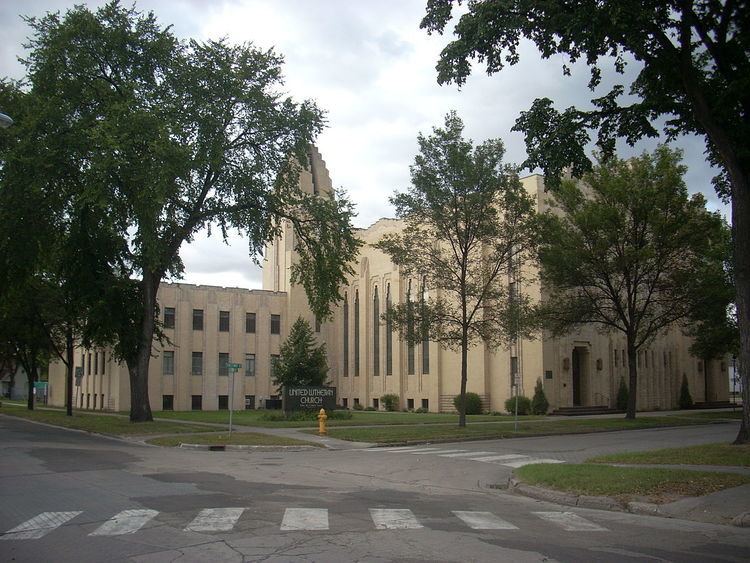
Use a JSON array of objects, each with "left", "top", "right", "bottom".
[
  {"left": 381, "top": 394, "right": 400, "bottom": 412},
  {"left": 531, "top": 378, "right": 549, "bottom": 415},
  {"left": 679, "top": 374, "right": 694, "bottom": 409},
  {"left": 453, "top": 392, "right": 483, "bottom": 415},
  {"left": 414, "top": 407, "right": 429, "bottom": 414},
  {"left": 353, "top": 402, "right": 364, "bottom": 411},
  {"left": 365, "top": 406, "right": 376, "bottom": 411},
  {"left": 616, "top": 377, "right": 629, "bottom": 411},
  {"left": 504, "top": 395, "right": 531, "bottom": 415},
  {"left": 260, "top": 409, "right": 352, "bottom": 421}
]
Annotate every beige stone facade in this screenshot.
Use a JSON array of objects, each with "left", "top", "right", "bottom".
[{"left": 48, "top": 147, "right": 729, "bottom": 413}]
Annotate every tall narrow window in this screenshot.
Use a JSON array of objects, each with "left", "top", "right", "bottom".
[
  {"left": 373, "top": 286, "right": 380, "bottom": 376},
  {"left": 164, "top": 307, "right": 175, "bottom": 329},
  {"left": 94, "top": 351, "right": 99, "bottom": 375},
  {"left": 271, "top": 354, "right": 280, "bottom": 378},
  {"left": 271, "top": 314, "right": 281, "bottom": 335},
  {"left": 245, "top": 312, "right": 256, "bottom": 333},
  {"left": 191, "top": 352, "right": 203, "bottom": 375},
  {"left": 192, "top": 309, "right": 204, "bottom": 330},
  {"left": 421, "top": 277, "right": 429, "bottom": 374},
  {"left": 163, "top": 351, "right": 174, "bottom": 375},
  {"left": 219, "top": 310, "right": 230, "bottom": 332},
  {"left": 101, "top": 351, "right": 105, "bottom": 375},
  {"left": 245, "top": 353, "right": 256, "bottom": 377},
  {"left": 354, "top": 290, "right": 360, "bottom": 376},
  {"left": 343, "top": 293, "right": 349, "bottom": 377},
  {"left": 407, "top": 281, "right": 415, "bottom": 375},
  {"left": 386, "top": 283, "right": 393, "bottom": 375},
  {"left": 219, "top": 353, "right": 229, "bottom": 376}
]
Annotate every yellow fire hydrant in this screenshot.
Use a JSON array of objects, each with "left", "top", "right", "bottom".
[{"left": 317, "top": 408, "right": 328, "bottom": 436}]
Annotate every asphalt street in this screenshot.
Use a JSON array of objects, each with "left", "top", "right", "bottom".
[{"left": 1, "top": 414, "right": 748, "bottom": 562}]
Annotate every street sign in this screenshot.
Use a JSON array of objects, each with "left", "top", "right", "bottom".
[{"left": 227, "top": 362, "right": 242, "bottom": 370}]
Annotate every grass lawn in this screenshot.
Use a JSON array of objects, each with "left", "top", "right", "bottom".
[
  {"left": 151, "top": 409, "right": 529, "bottom": 427},
  {"left": 314, "top": 412, "right": 741, "bottom": 444},
  {"left": 589, "top": 443, "right": 750, "bottom": 467},
  {"left": 515, "top": 463, "right": 750, "bottom": 502},
  {"left": 147, "top": 432, "right": 320, "bottom": 447},
  {"left": 0, "top": 403, "right": 215, "bottom": 435}
]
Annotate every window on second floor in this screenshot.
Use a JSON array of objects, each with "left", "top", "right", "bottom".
[
  {"left": 219, "top": 310, "right": 230, "bottom": 332},
  {"left": 246, "top": 312, "right": 256, "bottom": 333},
  {"left": 163, "top": 351, "right": 174, "bottom": 375},
  {"left": 164, "top": 307, "right": 175, "bottom": 329},
  {"left": 219, "top": 353, "right": 229, "bottom": 376},
  {"left": 193, "top": 309, "right": 203, "bottom": 330},
  {"left": 191, "top": 352, "right": 203, "bottom": 376},
  {"left": 271, "top": 314, "right": 281, "bottom": 335}
]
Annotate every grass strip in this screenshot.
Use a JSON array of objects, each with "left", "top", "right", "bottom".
[
  {"left": 315, "top": 414, "right": 740, "bottom": 443},
  {"left": 1, "top": 403, "right": 215, "bottom": 435},
  {"left": 515, "top": 463, "right": 750, "bottom": 502},
  {"left": 147, "top": 432, "right": 320, "bottom": 447},
  {"left": 589, "top": 443, "right": 750, "bottom": 467}
]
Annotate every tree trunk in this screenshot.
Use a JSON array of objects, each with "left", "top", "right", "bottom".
[
  {"left": 65, "top": 324, "right": 74, "bottom": 416},
  {"left": 732, "top": 173, "right": 750, "bottom": 444},
  {"left": 458, "top": 327, "right": 468, "bottom": 427},
  {"left": 128, "top": 272, "right": 160, "bottom": 422},
  {"left": 26, "top": 367, "right": 37, "bottom": 411},
  {"left": 625, "top": 339, "right": 638, "bottom": 420}
]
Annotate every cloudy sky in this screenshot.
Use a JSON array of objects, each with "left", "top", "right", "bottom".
[{"left": 1, "top": 0, "right": 725, "bottom": 289}]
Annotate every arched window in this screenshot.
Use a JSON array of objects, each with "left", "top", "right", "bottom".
[
  {"left": 354, "top": 289, "right": 360, "bottom": 377},
  {"left": 386, "top": 283, "right": 393, "bottom": 376},
  {"left": 407, "top": 280, "right": 415, "bottom": 375},
  {"left": 343, "top": 293, "right": 349, "bottom": 377},
  {"left": 421, "top": 277, "right": 429, "bottom": 374},
  {"left": 373, "top": 286, "right": 380, "bottom": 376}
]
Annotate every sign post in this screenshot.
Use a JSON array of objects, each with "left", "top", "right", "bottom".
[{"left": 226, "top": 362, "right": 242, "bottom": 436}]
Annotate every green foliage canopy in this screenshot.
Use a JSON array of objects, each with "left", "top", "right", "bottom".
[{"left": 273, "top": 317, "right": 329, "bottom": 393}]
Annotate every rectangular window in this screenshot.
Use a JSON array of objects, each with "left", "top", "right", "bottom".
[
  {"left": 373, "top": 398, "right": 379, "bottom": 410},
  {"left": 342, "top": 398, "right": 348, "bottom": 408},
  {"left": 271, "top": 314, "right": 281, "bottom": 335},
  {"left": 191, "top": 352, "right": 203, "bottom": 375},
  {"left": 93, "top": 394, "right": 97, "bottom": 409},
  {"left": 86, "top": 393, "right": 90, "bottom": 409},
  {"left": 219, "top": 353, "right": 229, "bottom": 376},
  {"left": 353, "top": 397, "right": 360, "bottom": 407},
  {"left": 163, "top": 351, "right": 174, "bottom": 375},
  {"left": 94, "top": 351, "right": 99, "bottom": 375},
  {"left": 193, "top": 309, "right": 204, "bottom": 330},
  {"left": 421, "top": 281, "right": 429, "bottom": 374},
  {"left": 218, "top": 395, "right": 229, "bottom": 410},
  {"left": 421, "top": 398, "right": 429, "bottom": 410},
  {"left": 244, "top": 395, "right": 255, "bottom": 410},
  {"left": 354, "top": 291, "right": 360, "bottom": 376},
  {"left": 386, "top": 285, "right": 393, "bottom": 375},
  {"left": 614, "top": 349, "right": 619, "bottom": 367},
  {"left": 343, "top": 295, "right": 349, "bottom": 377},
  {"left": 87, "top": 352, "right": 92, "bottom": 375},
  {"left": 245, "top": 312, "right": 256, "bottom": 333},
  {"left": 271, "top": 354, "right": 280, "bottom": 377},
  {"left": 164, "top": 307, "right": 175, "bottom": 329},
  {"left": 162, "top": 395, "right": 174, "bottom": 411},
  {"left": 373, "top": 288, "right": 380, "bottom": 376},
  {"left": 191, "top": 395, "right": 202, "bottom": 411},
  {"left": 100, "top": 393, "right": 104, "bottom": 410},
  {"left": 245, "top": 353, "right": 256, "bottom": 377},
  {"left": 101, "top": 352, "right": 105, "bottom": 375},
  {"left": 407, "top": 398, "right": 414, "bottom": 410},
  {"left": 219, "top": 310, "right": 230, "bottom": 332}
]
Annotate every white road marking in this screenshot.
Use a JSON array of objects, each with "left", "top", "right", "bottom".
[
  {"left": 280, "top": 508, "right": 329, "bottom": 531},
  {"left": 453, "top": 511, "right": 519, "bottom": 530},
  {"left": 468, "top": 454, "right": 528, "bottom": 463},
  {"left": 1, "top": 511, "right": 82, "bottom": 540},
  {"left": 365, "top": 447, "right": 428, "bottom": 452},
  {"left": 90, "top": 509, "right": 158, "bottom": 536},
  {"left": 370, "top": 508, "right": 423, "bottom": 530},
  {"left": 406, "top": 449, "right": 465, "bottom": 455},
  {"left": 438, "top": 451, "right": 495, "bottom": 458},
  {"left": 533, "top": 511, "right": 608, "bottom": 531},
  {"left": 184, "top": 508, "right": 245, "bottom": 532},
  {"left": 388, "top": 448, "right": 443, "bottom": 454},
  {"left": 503, "top": 458, "right": 565, "bottom": 468}
]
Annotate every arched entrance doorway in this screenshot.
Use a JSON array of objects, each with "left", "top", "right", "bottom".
[{"left": 572, "top": 347, "right": 588, "bottom": 406}]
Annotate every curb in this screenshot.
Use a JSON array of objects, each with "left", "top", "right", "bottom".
[
  {"left": 178, "top": 443, "right": 320, "bottom": 452},
  {"left": 508, "top": 477, "right": 750, "bottom": 527}
]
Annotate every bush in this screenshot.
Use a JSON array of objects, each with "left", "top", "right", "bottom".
[
  {"left": 504, "top": 395, "right": 531, "bottom": 415},
  {"left": 365, "top": 406, "right": 376, "bottom": 411},
  {"left": 679, "top": 374, "right": 694, "bottom": 409},
  {"left": 414, "top": 407, "right": 429, "bottom": 413},
  {"left": 381, "top": 394, "right": 400, "bottom": 412},
  {"left": 353, "top": 402, "right": 364, "bottom": 411},
  {"left": 531, "top": 379, "right": 549, "bottom": 415},
  {"left": 260, "top": 409, "right": 352, "bottom": 421},
  {"left": 453, "top": 392, "right": 483, "bottom": 415},
  {"left": 616, "top": 377, "right": 629, "bottom": 411}
]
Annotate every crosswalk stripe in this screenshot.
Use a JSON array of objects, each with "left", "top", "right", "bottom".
[
  {"left": 438, "top": 451, "right": 495, "bottom": 458},
  {"left": 90, "top": 509, "right": 158, "bottom": 536},
  {"left": 532, "top": 511, "right": 608, "bottom": 531},
  {"left": 503, "top": 458, "right": 565, "bottom": 468},
  {"left": 388, "top": 447, "right": 443, "bottom": 454},
  {"left": 365, "top": 447, "right": 427, "bottom": 452},
  {"left": 1, "top": 511, "right": 82, "bottom": 540},
  {"left": 185, "top": 508, "right": 245, "bottom": 532},
  {"left": 370, "top": 508, "right": 423, "bottom": 530},
  {"left": 280, "top": 508, "right": 329, "bottom": 531},
  {"left": 406, "top": 449, "right": 465, "bottom": 455},
  {"left": 467, "top": 454, "right": 528, "bottom": 462},
  {"left": 453, "top": 511, "right": 519, "bottom": 530}
]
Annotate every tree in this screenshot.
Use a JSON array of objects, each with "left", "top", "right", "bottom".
[
  {"left": 273, "top": 317, "right": 329, "bottom": 392},
  {"left": 1, "top": 2, "right": 359, "bottom": 422},
  {"left": 421, "top": 0, "right": 750, "bottom": 441},
  {"left": 531, "top": 378, "right": 549, "bottom": 415},
  {"left": 537, "top": 147, "right": 724, "bottom": 419},
  {"left": 376, "top": 112, "right": 538, "bottom": 427},
  {"left": 679, "top": 374, "right": 694, "bottom": 409}
]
